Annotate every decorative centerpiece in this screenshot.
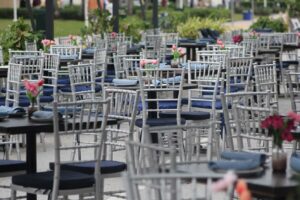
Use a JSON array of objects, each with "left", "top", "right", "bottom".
[
  {"left": 171, "top": 45, "right": 185, "bottom": 68},
  {"left": 69, "top": 35, "right": 77, "bottom": 45},
  {"left": 232, "top": 34, "right": 243, "bottom": 44},
  {"left": 41, "top": 39, "right": 55, "bottom": 53},
  {"left": 249, "top": 31, "right": 260, "bottom": 39},
  {"left": 23, "top": 79, "right": 44, "bottom": 119},
  {"left": 140, "top": 59, "right": 158, "bottom": 69},
  {"left": 261, "top": 112, "right": 300, "bottom": 172},
  {"left": 216, "top": 39, "right": 225, "bottom": 49}
]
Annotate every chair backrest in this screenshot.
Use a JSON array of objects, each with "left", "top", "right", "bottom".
[
  {"left": 195, "top": 50, "right": 228, "bottom": 69},
  {"left": 9, "top": 50, "right": 42, "bottom": 61},
  {"left": 220, "top": 91, "right": 272, "bottom": 151},
  {"left": 105, "top": 32, "right": 125, "bottom": 54},
  {"left": 233, "top": 101, "right": 273, "bottom": 153},
  {"left": 57, "top": 36, "right": 73, "bottom": 45},
  {"left": 113, "top": 54, "right": 141, "bottom": 79},
  {"left": 5, "top": 63, "right": 22, "bottom": 107},
  {"left": 124, "top": 172, "right": 222, "bottom": 200},
  {"left": 282, "top": 32, "right": 299, "bottom": 45},
  {"left": 137, "top": 68, "right": 184, "bottom": 123},
  {"left": 25, "top": 40, "right": 37, "bottom": 51},
  {"left": 258, "top": 33, "right": 283, "bottom": 50},
  {"left": 93, "top": 48, "right": 107, "bottom": 89},
  {"left": 50, "top": 45, "right": 82, "bottom": 60},
  {"left": 52, "top": 99, "right": 110, "bottom": 199},
  {"left": 225, "top": 57, "right": 253, "bottom": 93},
  {"left": 291, "top": 18, "right": 300, "bottom": 31},
  {"left": 68, "top": 63, "right": 96, "bottom": 102},
  {"left": 240, "top": 38, "right": 259, "bottom": 57},
  {"left": 93, "top": 35, "right": 107, "bottom": 49},
  {"left": 41, "top": 53, "right": 60, "bottom": 101},
  {"left": 117, "top": 42, "right": 127, "bottom": 56},
  {"left": 123, "top": 57, "right": 142, "bottom": 79},
  {"left": 0, "top": 46, "right": 3, "bottom": 65},
  {"left": 286, "top": 71, "right": 300, "bottom": 114},
  {"left": 126, "top": 141, "right": 176, "bottom": 175},
  {"left": 253, "top": 61, "right": 278, "bottom": 111}
]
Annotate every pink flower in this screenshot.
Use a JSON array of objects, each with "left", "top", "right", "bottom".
[
  {"left": 68, "top": 35, "right": 76, "bottom": 40},
  {"left": 41, "top": 39, "right": 50, "bottom": 46},
  {"left": 297, "top": 32, "right": 300, "bottom": 37},
  {"left": 140, "top": 59, "right": 146, "bottom": 67},
  {"left": 111, "top": 32, "right": 117, "bottom": 38},
  {"left": 50, "top": 40, "right": 55, "bottom": 45},
  {"left": 211, "top": 171, "right": 237, "bottom": 192},
  {"left": 172, "top": 44, "right": 177, "bottom": 50},
  {"left": 151, "top": 60, "right": 158, "bottom": 64},
  {"left": 288, "top": 112, "right": 300, "bottom": 123},
  {"left": 37, "top": 79, "right": 44, "bottom": 87},
  {"left": 217, "top": 39, "right": 224, "bottom": 45}
]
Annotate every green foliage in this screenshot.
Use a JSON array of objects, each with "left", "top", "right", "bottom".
[
  {"left": 183, "top": 7, "right": 230, "bottom": 20},
  {"left": 59, "top": 5, "right": 83, "bottom": 20},
  {"left": 0, "top": 8, "right": 30, "bottom": 19},
  {"left": 0, "top": 18, "right": 42, "bottom": 63},
  {"left": 177, "top": 17, "right": 227, "bottom": 39},
  {"left": 80, "top": 10, "right": 114, "bottom": 40},
  {"left": 288, "top": 0, "right": 300, "bottom": 17},
  {"left": 120, "top": 16, "right": 150, "bottom": 43},
  {"left": 250, "top": 17, "right": 288, "bottom": 32}
]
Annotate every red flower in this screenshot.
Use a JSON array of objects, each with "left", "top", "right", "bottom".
[
  {"left": 271, "top": 115, "right": 284, "bottom": 129},
  {"left": 37, "top": 79, "right": 44, "bottom": 87},
  {"left": 288, "top": 112, "right": 300, "bottom": 123},
  {"left": 111, "top": 32, "right": 117, "bottom": 38},
  {"left": 232, "top": 35, "right": 243, "bottom": 44}
]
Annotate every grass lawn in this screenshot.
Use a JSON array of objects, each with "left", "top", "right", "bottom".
[{"left": 0, "top": 19, "right": 85, "bottom": 37}]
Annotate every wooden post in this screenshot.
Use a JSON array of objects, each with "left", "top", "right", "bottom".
[
  {"left": 113, "top": 0, "right": 119, "bottom": 32},
  {"left": 45, "top": 0, "right": 54, "bottom": 39},
  {"left": 152, "top": 0, "right": 158, "bottom": 28}
]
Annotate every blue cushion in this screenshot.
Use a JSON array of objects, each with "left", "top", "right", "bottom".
[
  {"left": 60, "top": 55, "right": 78, "bottom": 60},
  {"left": 12, "top": 170, "right": 94, "bottom": 190},
  {"left": 18, "top": 98, "right": 30, "bottom": 107},
  {"left": 57, "top": 77, "right": 70, "bottom": 85},
  {"left": 107, "top": 69, "right": 115, "bottom": 76},
  {"left": 82, "top": 47, "right": 95, "bottom": 54},
  {"left": 229, "top": 85, "right": 245, "bottom": 93},
  {"left": 39, "top": 95, "right": 54, "bottom": 103},
  {"left": 138, "top": 101, "right": 178, "bottom": 111},
  {"left": 60, "top": 85, "right": 101, "bottom": 93},
  {"left": 43, "top": 86, "right": 54, "bottom": 96},
  {"left": 113, "top": 79, "right": 138, "bottom": 86},
  {"left": 160, "top": 111, "right": 210, "bottom": 121},
  {"left": 135, "top": 118, "right": 186, "bottom": 128},
  {"left": 191, "top": 99, "right": 225, "bottom": 110},
  {"left": 104, "top": 76, "right": 114, "bottom": 83},
  {"left": 49, "top": 160, "right": 126, "bottom": 174},
  {"left": 290, "top": 152, "right": 300, "bottom": 172},
  {"left": 0, "top": 160, "right": 26, "bottom": 173},
  {"left": 276, "top": 61, "right": 299, "bottom": 69}
]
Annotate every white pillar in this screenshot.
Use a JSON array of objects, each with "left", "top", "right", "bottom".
[
  {"left": 13, "top": 0, "right": 17, "bottom": 21},
  {"left": 264, "top": 0, "right": 267, "bottom": 7},
  {"left": 85, "top": 0, "right": 89, "bottom": 26}
]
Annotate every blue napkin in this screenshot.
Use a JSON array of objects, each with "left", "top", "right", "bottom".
[
  {"left": 113, "top": 79, "right": 138, "bottom": 86},
  {"left": 83, "top": 47, "right": 95, "bottom": 54},
  {"left": 221, "top": 151, "right": 267, "bottom": 166},
  {"left": 208, "top": 159, "right": 260, "bottom": 171},
  {"left": 181, "top": 63, "right": 208, "bottom": 70},
  {"left": 60, "top": 55, "right": 78, "bottom": 60},
  {"left": 0, "top": 106, "right": 25, "bottom": 115},
  {"left": 151, "top": 76, "right": 182, "bottom": 85},
  {"left": 32, "top": 111, "right": 55, "bottom": 120},
  {"left": 290, "top": 153, "right": 300, "bottom": 172},
  {"left": 159, "top": 63, "right": 171, "bottom": 69}
]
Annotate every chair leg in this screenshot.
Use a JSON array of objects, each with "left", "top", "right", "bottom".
[
  {"left": 40, "top": 133, "right": 46, "bottom": 152},
  {"left": 10, "top": 189, "right": 17, "bottom": 200}
]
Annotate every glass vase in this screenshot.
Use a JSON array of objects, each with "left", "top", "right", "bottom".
[
  {"left": 27, "top": 103, "right": 38, "bottom": 119},
  {"left": 171, "top": 59, "right": 179, "bottom": 68},
  {"left": 272, "top": 145, "right": 287, "bottom": 173}
]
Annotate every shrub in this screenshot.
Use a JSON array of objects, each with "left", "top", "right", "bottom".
[
  {"left": 250, "top": 17, "right": 288, "bottom": 32},
  {"left": 0, "top": 18, "right": 42, "bottom": 63},
  {"left": 120, "top": 16, "right": 150, "bottom": 42},
  {"left": 59, "top": 5, "right": 83, "bottom": 20},
  {"left": 177, "top": 17, "right": 227, "bottom": 39}
]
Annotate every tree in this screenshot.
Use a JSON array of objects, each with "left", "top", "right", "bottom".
[
  {"left": 139, "top": 0, "right": 146, "bottom": 20},
  {"left": 128, "top": 0, "right": 133, "bottom": 15},
  {"left": 25, "top": 0, "right": 35, "bottom": 30}
]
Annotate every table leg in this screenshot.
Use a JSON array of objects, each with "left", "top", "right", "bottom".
[
  {"left": 148, "top": 91, "right": 158, "bottom": 143},
  {"left": 26, "top": 133, "right": 37, "bottom": 200}
]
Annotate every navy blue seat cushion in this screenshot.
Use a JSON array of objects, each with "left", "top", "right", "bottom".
[
  {"left": 60, "top": 85, "right": 101, "bottom": 93},
  {"left": 12, "top": 170, "right": 94, "bottom": 190},
  {"left": 49, "top": 160, "right": 126, "bottom": 174},
  {"left": 107, "top": 69, "right": 115, "bottom": 76},
  {"left": 39, "top": 95, "right": 54, "bottom": 103},
  {"left": 104, "top": 76, "right": 114, "bottom": 83},
  {"left": 160, "top": 111, "right": 210, "bottom": 121},
  {"left": 229, "top": 85, "right": 245, "bottom": 93},
  {"left": 276, "top": 61, "right": 299, "bottom": 69},
  {"left": 43, "top": 86, "right": 54, "bottom": 96},
  {"left": 191, "top": 99, "right": 227, "bottom": 110},
  {"left": 138, "top": 101, "right": 178, "bottom": 112},
  {"left": 0, "top": 160, "right": 26, "bottom": 173},
  {"left": 135, "top": 118, "right": 186, "bottom": 128},
  {"left": 57, "top": 76, "right": 70, "bottom": 85}
]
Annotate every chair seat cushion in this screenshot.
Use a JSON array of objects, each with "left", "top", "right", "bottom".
[
  {"left": 276, "top": 61, "right": 299, "bottom": 69},
  {"left": 12, "top": 170, "right": 94, "bottom": 190},
  {"left": 160, "top": 111, "right": 210, "bottom": 121},
  {"left": 60, "top": 85, "right": 101, "bottom": 93},
  {"left": 191, "top": 99, "right": 225, "bottom": 110},
  {"left": 104, "top": 76, "right": 114, "bottom": 83},
  {"left": 49, "top": 160, "right": 126, "bottom": 175},
  {"left": 138, "top": 101, "right": 178, "bottom": 111},
  {"left": 0, "top": 160, "right": 26, "bottom": 173},
  {"left": 39, "top": 95, "right": 54, "bottom": 103},
  {"left": 135, "top": 118, "right": 186, "bottom": 128}
]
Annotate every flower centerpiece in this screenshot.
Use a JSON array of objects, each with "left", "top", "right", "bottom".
[
  {"left": 171, "top": 45, "right": 185, "bottom": 67},
  {"left": 68, "top": 35, "right": 77, "bottom": 45},
  {"left": 140, "top": 59, "right": 158, "bottom": 69},
  {"left": 261, "top": 112, "right": 300, "bottom": 172},
  {"left": 41, "top": 39, "right": 55, "bottom": 53},
  {"left": 249, "top": 31, "right": 260, "bottom": 39},
  {"left": 23, "top": 79, "right": 44, "bottom": 118},
  {"left": 232, "top": 34, "right": 243, "bottom": 44},
  {"left": 216, "top": 39, "right": 225, "bottom": 49}
]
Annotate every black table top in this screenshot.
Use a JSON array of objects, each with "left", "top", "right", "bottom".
[
  {"left": 0, "top": 116, "right": 119, "bottom": 135},
  {"left": 177, "top": 162, "right": 299, "bottom": 200}
]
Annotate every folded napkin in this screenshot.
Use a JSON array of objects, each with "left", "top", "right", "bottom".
[
  {"left": 83, "top": 47, "right": 95, "bottom": 54},
  {"left": 113, "top": 79, "right": 138, "bottom": 86},
  {"left": 60, "top": 55, "right": 78, "bottom": 60},
  {"left": 181, "top": 63, "right": 208, "bottom": 70},
  {"left": 290, "top": 153, "right": 300, "bottom": 172},
  {"left": 152, "top": 76, "right": 182, "bottom": 85},
  {"left": 32, "top": 111, "right": 57, "bottom": 120},
  {"left": 0, "top": 106, "right": 25, "bottom": 115},
  {"left": 209, "top": 159, "right": 260, "bottom": 171},
  {"left": 159, "top": 63, "right": 171, "bottom": 69},
  {"left": 179, "top": 38, "right": 195, "bottom": 43},
  {"left": 221, "top": 151, "right": 267, "bottom": 166}
]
